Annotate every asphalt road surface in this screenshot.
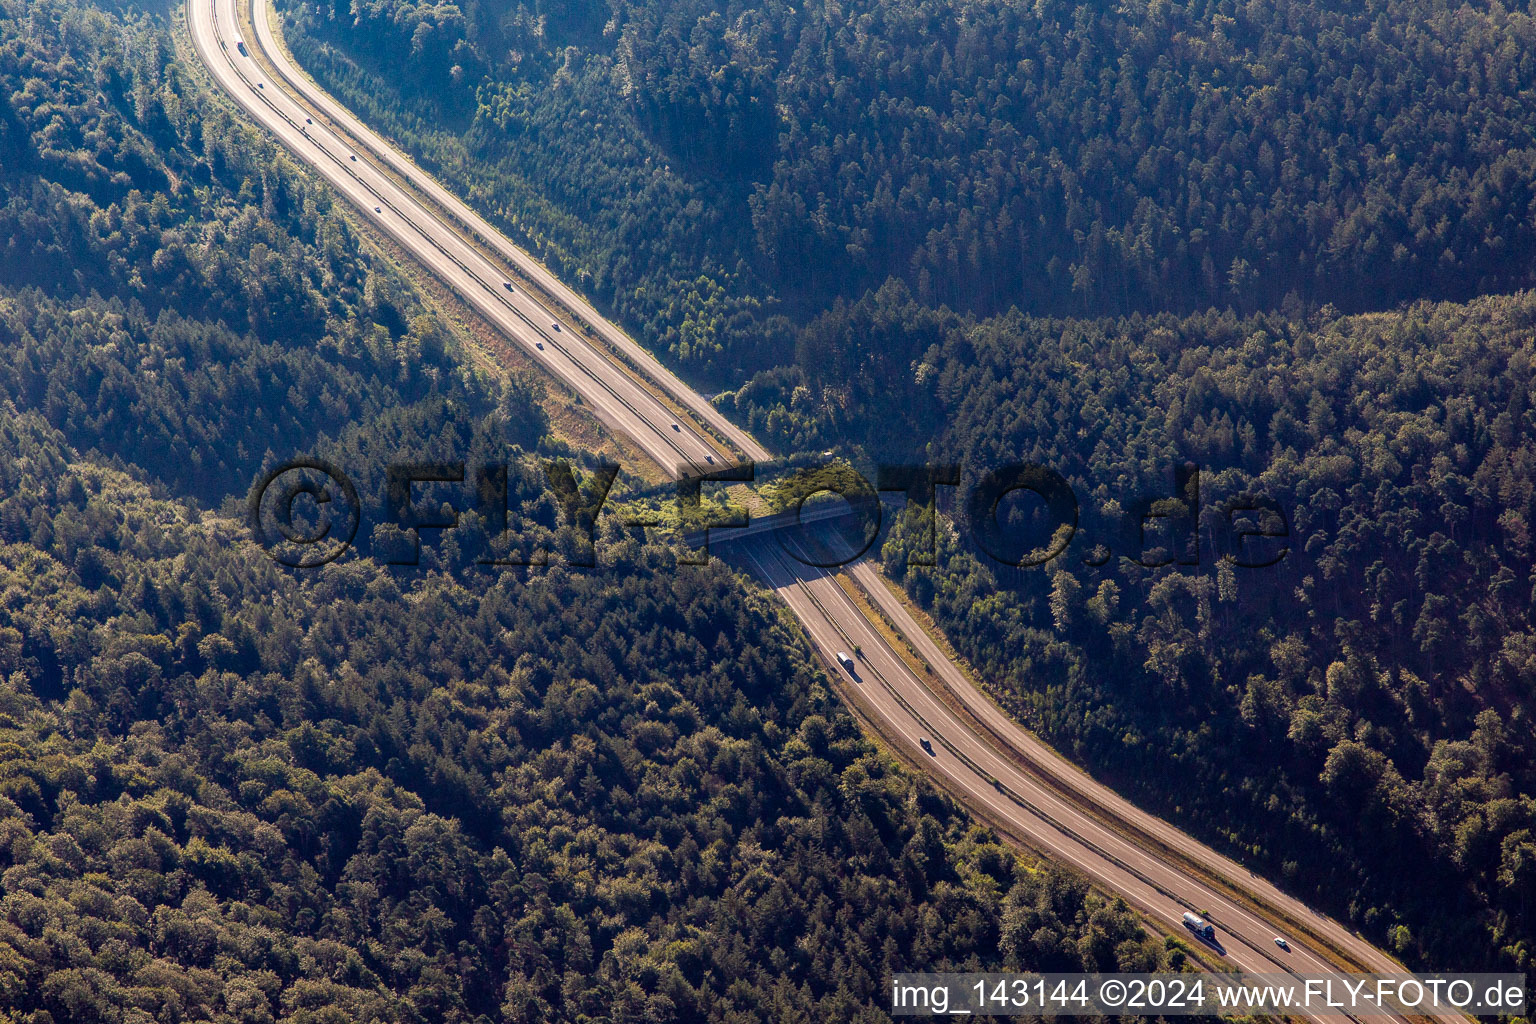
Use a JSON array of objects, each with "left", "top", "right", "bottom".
[
  {"left": 187, "top": 4, "right": 1454, "bottom": 1019},
  {"left": 190, "top": 0, "right": 753, "bottom": 477},
  {"left": 727, "top": 529, "right": 1453, "bottom": 1024}
]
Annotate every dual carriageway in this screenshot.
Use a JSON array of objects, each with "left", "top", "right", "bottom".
[{"left": 186, "top": 4, "right": 1450, "bottom": 1018}]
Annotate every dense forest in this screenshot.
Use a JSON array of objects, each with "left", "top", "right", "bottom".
[
  {"left": 284, "top": 0, "right": 1536, "bottom": 374},
  {"left": 0, "top": 0, "right": 547, "bottom": 505},
  {"left": 281, "top": 0, "right": 1536, "bottom": 973},
  {"left": 0, "top": 415, "right": 1181, "bottom": 1021},
  {"left": 0, "top": 0, "right": 1187, "bottom": 1019},
  {"left": 722, "top": 283, "right": 1536, "bottom": 968},
  {"left": 857, "top": 291, "right": 1536, "bottom": 971},
  {"left": 9, "top": 0, "right": 1536, "bottom": 1002}
]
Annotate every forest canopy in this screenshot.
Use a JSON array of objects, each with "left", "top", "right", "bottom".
[
  {"left": 7, "top": 0, "right": 1536, "bottom": 1010},
  {"left": 0, "top": 0, "right": 1185, "bottom": 1019},
  {"left": 283, "top": 0, "right": 1536, "bottom": 973},
  {"left": 285, "top": 0, "right": 1536, "bottom": 374}
]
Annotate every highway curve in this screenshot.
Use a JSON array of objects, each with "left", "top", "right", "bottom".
[{"left": 186, "top": 2, "right": 1448, "bottom": 1019}]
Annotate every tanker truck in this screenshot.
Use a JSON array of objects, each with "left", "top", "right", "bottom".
[{"left": 1182, "top": 912, "right": 1215, "bottom": 942}]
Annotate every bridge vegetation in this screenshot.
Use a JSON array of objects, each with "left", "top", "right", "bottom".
[
  {"left": 288, "top": 0, "right": 1536, "bottom": 971},
  {"left": 0, "top": 0, "right": 1173, "bottom": 1019}
]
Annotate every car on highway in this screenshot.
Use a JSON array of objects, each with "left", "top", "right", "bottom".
[
  {"left": 374, "top": 206, "right": 381, "bottom": 213},
  {"left": 257, "top": 82, "right": 264, "bottom": 89},
  {"left": 550, "top": 322, "right": 561, "bottom": 332},
  {"left": 920, "top": 737, "right": 935, "bottom": 755},
  {"left": 236, "top": 40, "right": 248, "bottom": 56},
  {"left": 1274, "top": 937, "right": 1290, "bottom": 951},
  {"left": 349, "top": 155, "right": 356, "bottom": 161},
  {"left": 836, "top": 651, "right": 855, "bottom": 672},
  {"left": 705, "top": 455, "right": 714, "bottom": 464},
  {"left": 672, "top": 423, "right": 680, "bottom": 431},
  {"left": 306, "top": 118, "right": 312, "bottom": 124},
  {"left": 535, "top": 342, "right": 544, "bottom": 350},
  {"left": 503, "top": 282, "right": 513, "bottom": 291}
]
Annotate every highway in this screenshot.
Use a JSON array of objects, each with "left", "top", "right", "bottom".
[
  {"left": 187, "top": 2, "right": 1443, "bottom": 1018},
  {"left": 240, "top": 0, "right": 770, "bottom": 468},
  {"left": 727, "top": 527, "right": 1444, "bottom": 1024},
  {"left": 839, "top": 553, "right": 1413, "bottom": 978},
  {"left": 189, "top": 0, "right": 753, "bottom": 478}
]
